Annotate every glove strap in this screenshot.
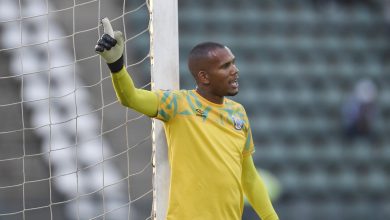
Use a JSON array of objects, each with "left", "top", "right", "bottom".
[{"left": 108, "top": 55, "right": 124, "bottom": 73}]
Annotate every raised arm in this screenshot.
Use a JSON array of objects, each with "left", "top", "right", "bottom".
[
  {"left": 242, "top": 155, "right": 279, "bottom": 220},
  {"left": 95, "top": 18, "right": 158, "bottom": 117}
]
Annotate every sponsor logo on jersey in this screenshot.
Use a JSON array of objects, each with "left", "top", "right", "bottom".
[
  {"left": 195, "top": 109, "right": 206, "bottom": 118},
  {"left": 232, "top": 115, "right": 244, "bottom": 130}
]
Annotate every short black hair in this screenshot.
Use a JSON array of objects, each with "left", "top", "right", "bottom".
[
  {"left": 188, "top": 42, "right": 226, "bottom": 77},
  {"left": 189, "top": 42, "right": 225, "bottom": 59}
]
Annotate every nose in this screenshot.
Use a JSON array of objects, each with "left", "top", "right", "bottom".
[{"left": 232, "top": 64, "right": 239, "bottom": 75}]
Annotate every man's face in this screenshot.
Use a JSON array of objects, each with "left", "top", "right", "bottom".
[{"left": 205, "top": 47, "right": 239, "bottom": 97}]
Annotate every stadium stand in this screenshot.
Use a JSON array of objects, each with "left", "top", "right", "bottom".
[{"left": 178, "top": 0, "right": 389, "bottom": 219}]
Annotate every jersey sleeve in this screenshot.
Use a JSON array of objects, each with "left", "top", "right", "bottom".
[
  {"left": 242, "top": 107, "right": 255, "bottom": 157},
  {"left": 154, "top": 90, "right": 180, "bottom": 122},
  {"left": 243, "top": 125, "right": 255, "bottom": 157},
  {"left": 111, "top": 66, "right": 158, "bottom": 117}
]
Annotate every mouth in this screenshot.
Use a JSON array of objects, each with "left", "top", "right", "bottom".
[{"left": 230, "top": 78, "right": 239, "bottom": 89}]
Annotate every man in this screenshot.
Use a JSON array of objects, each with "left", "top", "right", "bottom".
[{"left": 95, "top": 19, "right": 278, "bottom": 220}]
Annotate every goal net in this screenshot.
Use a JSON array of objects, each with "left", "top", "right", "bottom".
[{"left": 0, "top": 0, "right": 177, "bottom": 219}]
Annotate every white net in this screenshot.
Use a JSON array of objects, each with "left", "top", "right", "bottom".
[{"left": 0, "top": 0, "right": 154, "bottom": 219}]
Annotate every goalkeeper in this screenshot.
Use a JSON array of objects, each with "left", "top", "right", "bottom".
[{"left": 95, "top": 18, "right": 279, "bottom": 220}]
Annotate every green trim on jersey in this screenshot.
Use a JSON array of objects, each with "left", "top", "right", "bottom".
[{"left": 153, "top": 89, "right": 255, "bottom": 220}]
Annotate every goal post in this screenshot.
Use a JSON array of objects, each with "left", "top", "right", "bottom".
[{"left": 149, "top": 0, "right": 179, "bottom": 219}]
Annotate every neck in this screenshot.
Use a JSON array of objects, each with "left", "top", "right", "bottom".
[{"left": 196, "top": 87, "right": 224, "bottom": 104}]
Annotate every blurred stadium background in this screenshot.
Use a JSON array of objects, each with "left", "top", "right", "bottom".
[{"left": 1, "top": 0, "right": 390, "bottom": 219}]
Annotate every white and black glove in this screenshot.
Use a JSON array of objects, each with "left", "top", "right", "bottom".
[{"left": 95, "top": 18, "right": 124, "bottom": 73}]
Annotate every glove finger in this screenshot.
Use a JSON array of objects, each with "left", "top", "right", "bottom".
[
  {"left": 102, "top": 34, "right": 117, "bottom": 47},
  {"left": 95, "top": 44, "right": 104, "bottom": 53},
  {"left": 101, "top": 17, "right": 114, "bottom": 37}
]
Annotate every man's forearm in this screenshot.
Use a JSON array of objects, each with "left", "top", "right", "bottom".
[
  {"left": 111, "top": 66, "right": 158, "bottom": 117},
  {"left": 242, "top": 156, "right": 279, "bottom": 220}
]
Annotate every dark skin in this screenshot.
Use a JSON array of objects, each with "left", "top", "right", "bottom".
[{"left": 188, "top": 46, "right": 239, "bottom": 104}]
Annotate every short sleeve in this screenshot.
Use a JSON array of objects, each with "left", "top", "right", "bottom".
[
  {"left": 154, "top": 90, "right": 179, "bottom": 122},
  {"left": 243, "top": 125, "right": 255, "bottom": 157}
]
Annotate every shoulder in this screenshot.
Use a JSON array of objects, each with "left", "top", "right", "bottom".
[
  {"left": 224, "top": 98, "right": 246, "bottom": 112},
  {"left": 154, "top": 89, "right": 192, "bottom": 102},
  {"left": 224, "top": 98, "right": 250, "bottom": 123},
  {"left": 154, "top": 89, "right": 190, "bottom": 96}
]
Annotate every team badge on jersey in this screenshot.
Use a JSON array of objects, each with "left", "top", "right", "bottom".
[{"left": 232, "top": 115, "right": 244, "bottom": 130}]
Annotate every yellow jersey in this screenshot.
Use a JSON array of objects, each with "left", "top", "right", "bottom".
[{"left": 154, "top": 89, "right": 255, "bottom": 220}]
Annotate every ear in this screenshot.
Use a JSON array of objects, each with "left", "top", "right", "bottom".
[{"left": 197, "top": 71, "right": 210, "bottom": 85}]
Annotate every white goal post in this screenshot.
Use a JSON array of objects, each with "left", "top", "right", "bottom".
[{"left": 150, "top": 0, "right": 179, "bottom": 220}]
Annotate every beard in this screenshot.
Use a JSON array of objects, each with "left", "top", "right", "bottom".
[{"left": 226, "top": 89, "right": 239, "bottom": 97}]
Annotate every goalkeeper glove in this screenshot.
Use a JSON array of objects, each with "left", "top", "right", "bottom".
[{"left": 95, "top": 18, "right": 124, "bottom": 73}]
